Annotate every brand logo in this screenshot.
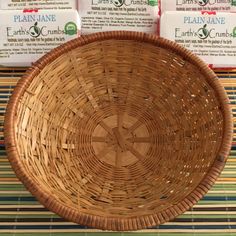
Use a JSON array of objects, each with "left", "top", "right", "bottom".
[
  {"left": 198, "top": 0, "right": 209, "bottom": 6},
  {"left": 64, "top": 22, "right": 77, "bottom": 36},
  {"left": 149, "top": 0, "right": 158, "bottom": 6},
  {"left": 29, "top": 22, "right": 42, "bottom": 38},
  {"left": 233, "top": 27, "right": 236, "bottom": 37},
  {"left": 112, "top": 0, "right": 124, "bottom": 7},
  {"left": 197, "top": 24, "right": 210, "bottom": 39}
]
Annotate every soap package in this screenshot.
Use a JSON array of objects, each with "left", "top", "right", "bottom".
[
  {"left": 0, "top": 10, "right": 80, "bottom": 67},
  {"left": 161, "top": 0, "right": 236, "bottom": 13},
  {"left": 0, "top": 0, "right": 77, "bottom": 10},
  {"left": 160, "top": 11, "right": 236, "bottom": 68},
  {"left": 78, "top": 0, "right": 159, "bottom": 35}
]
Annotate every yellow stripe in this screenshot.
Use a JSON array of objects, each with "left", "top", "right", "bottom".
[
  {"left": 221, "top": 171, "right": 236, "bottom": 174},
  {"left": 4, "top": 211, "right": 236, "bottom": 215},
  {"left": 0, "top": 222, "right": 76, "bottom": 226},
  {"left": 193, "top": 204, "right": 236, "bottom": 208},
  {"left": 184, "top": 211, "right": 236, "bottom": 215},
  {"left": 0, "top": 191, "right": 29, "bottom": 194},
  {"left": 0, "top": 205, "right": 43, "bottom": 208},
  {"left": 217, "top": 178, "right": 236, "bottom": 182},
  {"left": 1, "top": 190, "right": 235, "bottom": 195},
  {"left": 0, "top": 171, "right": 17, "bottom": 175},
  {"left": 0, "top": 229, "right": 236, "bottom": 233},
  {"left": 138, "top": 230, "right": 236, "bottom": 233},
  {"left": 165, "top": 222, "right": 236, "bottom": 225},
  {"left": 208, "top": 191, "right": 236, "bottom": 194},
  {"left": 223, "top": 160, "right": 236, "bottom": 162},
  {"left": 0, "top": 212, "right": 54, "bottom": 215},
  {"left": 0, "top": 222, "right": 234, "bottom": 226}
]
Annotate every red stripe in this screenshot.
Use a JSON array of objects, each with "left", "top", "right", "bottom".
[
  {"left": 201, "top": 11, "right": 216, "bottom": 15},
  {"left": 23, "top": 9, "right": 39, "bottom": 13}
]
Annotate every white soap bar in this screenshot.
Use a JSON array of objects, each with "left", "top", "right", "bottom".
[
  {"left": 0, "top": 10, "right": 80, "bottom": 67},
  {"left": 160, "top": 11, "right": 236, "bottom": 67},
  {"left": 161, "top": 0, "right": 236, "bottom": 13},
  {"left": 0, "top": 0, "right": 77, "bottom": 10},
  {"left": 78, "top": 0, "right": 159, "bottom": 35}
]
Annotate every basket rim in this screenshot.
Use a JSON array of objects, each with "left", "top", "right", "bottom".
[{"left": 4, "top": 31, "right": 233, "bottom": 231}]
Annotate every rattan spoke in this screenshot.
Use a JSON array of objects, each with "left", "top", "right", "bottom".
[
  {"left": 92, "top": 137, "right": 107, "bottom": 142},
  {"left": 115, "top": 147, "right": 122, "bottom": 168},
  {"left": 127, "top": 137, "right": 151, "bottom": 143}
]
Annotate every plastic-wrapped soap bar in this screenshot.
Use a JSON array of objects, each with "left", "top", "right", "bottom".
[
  {"left": 0, "top": 0, "right": 77, "bottom": 10},
  {"left": 161, "top": 0, "right": 236, "bottom": 13},
  {"left": 0, "top": 10, "right": 80, "bottom": 67},
  {"left": 78, "top": 0, "right": 159, "bottom": 35},
  {"left": 160, "top": 11, "right": 236, "bottom": 68}
]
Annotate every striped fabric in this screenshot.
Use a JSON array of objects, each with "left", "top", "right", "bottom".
[{"left": 0, "top": 67, "right": 236, "bottom": 236}]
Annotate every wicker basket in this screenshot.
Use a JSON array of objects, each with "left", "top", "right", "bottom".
[{"left": 4, "top": 31, "right": 233, "bottom": 231}]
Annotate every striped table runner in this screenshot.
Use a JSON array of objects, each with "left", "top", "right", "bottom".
[{"left": 0, "top": 67, "right": 236, "bottom": 236}]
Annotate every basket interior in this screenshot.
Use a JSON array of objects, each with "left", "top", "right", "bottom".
[{"left": 15, "top": 39, "right": 224, "bottom": 219}]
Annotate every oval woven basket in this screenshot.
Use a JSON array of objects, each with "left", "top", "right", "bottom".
[{"left": 4, "top": 31, "right": 232, "bottom": 231}]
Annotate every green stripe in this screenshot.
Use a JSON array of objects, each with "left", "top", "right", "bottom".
[
  {"left": 0, "top": 201, "right": 39, "bottom": 205},
  {"left": 0, "top": 186, "right": 25, "bottom": 191}
]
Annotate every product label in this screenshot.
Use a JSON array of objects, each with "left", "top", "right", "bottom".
[
  {"left": 78, "top": 0, "right": 159, "bottom": 34},
  {"left": 0, "top": 0, "right": 77, "bottom": 10},
  {"left": 161, "top": 0, "right": 236, "bottom": 12},
  {"left": 0, "top": 10, "right": 80, "bottom": 66},
  {"left": 160, "top": 11, "right": 236, "bottom": 67}
]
